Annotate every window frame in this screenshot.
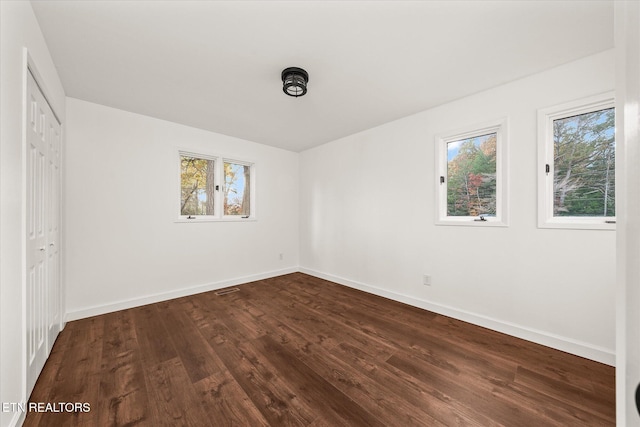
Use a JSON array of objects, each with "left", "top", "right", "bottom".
[
  {"left": 176, "top": 149, "right": 256, "bottom": 223},
  {"left": 537, "top": 92, "right": 615, "bottom": 230},
  {"left": 435, "top": 117, "right": 509, "bottom": 227}
]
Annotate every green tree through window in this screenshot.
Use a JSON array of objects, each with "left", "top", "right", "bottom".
[
  {"left": 447, "top": 133, "right": 497, "bottom": 217},
  {"left": 553, "top": 107, "right": 615, "bottom": 217}
]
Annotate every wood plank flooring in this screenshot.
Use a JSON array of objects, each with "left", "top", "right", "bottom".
[{"left": 24, "top": 273, "right": 615, "bottom": 426}]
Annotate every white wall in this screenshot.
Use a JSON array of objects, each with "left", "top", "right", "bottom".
[
  {"left": 300, "top": 50, "right": 616, "bottom": 364},
  {"left": 0, "top": 1, "right": 66, "bottom": 427},
  {"left": 64, "top": 98, "right": 299, "bottom": 319}
]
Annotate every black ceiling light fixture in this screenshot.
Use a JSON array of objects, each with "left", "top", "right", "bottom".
[{"left": 281, "top": 67, "right": 309, "bottom": 97}]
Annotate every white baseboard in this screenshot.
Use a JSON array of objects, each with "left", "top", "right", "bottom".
[
  {"left": 299, "top": 267, "right": 615, "bottom": 366},
  {"left": 64, "top": 267, "right": 298, "bottom": 322},
  {"left": 63, "top": 265, "right": 615, "bottom": 366}
]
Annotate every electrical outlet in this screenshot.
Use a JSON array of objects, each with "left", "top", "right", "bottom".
[{"left": 423, "top": 275, "right": 432, "bottom": 286}]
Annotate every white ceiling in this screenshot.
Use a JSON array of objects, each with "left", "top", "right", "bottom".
[{"left": 31, "top": 0, "right": 614, "bottom": 152}]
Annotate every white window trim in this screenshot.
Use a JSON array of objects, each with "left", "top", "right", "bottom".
[
  {"left": 435, "top": 117, "right": 509, "bottom": 227},
  {"left": 175, "top": 148, "right": 256, "bottom": 223},
  {"left": 537, "top": 92, "right": 615, "bottom": 230}
]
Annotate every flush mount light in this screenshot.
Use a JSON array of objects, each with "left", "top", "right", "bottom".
[{"left": 281, "top": 67, "right": 309, "bottom": 97}]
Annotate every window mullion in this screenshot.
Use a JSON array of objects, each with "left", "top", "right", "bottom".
[{"left": 215, "top": 155, "right": 223, "bottom": 218}]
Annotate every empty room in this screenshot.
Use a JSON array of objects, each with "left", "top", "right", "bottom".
[{"left": 2, "top": 1, "right": 639, "bottom": 426}]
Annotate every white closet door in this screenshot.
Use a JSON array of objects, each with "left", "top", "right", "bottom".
[
  {"left": 46, "top": 91, "right": 61, "bottom": 348},
  {"left": 25, "top": 70, "right": 61, "bottom": 396}
]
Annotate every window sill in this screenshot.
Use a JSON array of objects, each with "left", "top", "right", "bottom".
[
  {"left": 436, "top": 218, "right": 508, "bottom": 227},
  {"left": 538, "top": 218, "right": 615, "bottom": 231},
  {"left": 175, "top": 216, "right": 257, "bottom": 223}
]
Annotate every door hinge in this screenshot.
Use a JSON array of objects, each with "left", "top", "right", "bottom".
[{"left": 545, "top": 164, "right": 550, "bottom": 175}]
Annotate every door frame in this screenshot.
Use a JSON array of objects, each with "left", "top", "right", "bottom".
[
  {"left": 21, "top": 47, "right": 65, "bottom": 407},
  {"left": 616, "top": 2, "right": 640, "bottom": 424}
]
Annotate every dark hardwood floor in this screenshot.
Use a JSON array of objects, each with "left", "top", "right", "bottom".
[{"left": 24, "top": 273, "right": 615, "bottom": 426}]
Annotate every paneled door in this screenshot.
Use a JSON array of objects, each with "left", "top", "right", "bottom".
[
  {"left": 45, "top": 82, "right": 61, "bottom": 350},
  {"left": 25, "top": 69, "right": 61, "bottom": 396}
]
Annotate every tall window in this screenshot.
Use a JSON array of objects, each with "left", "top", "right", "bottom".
[
  {"left": 178, "top": 150, "right": 255, "bottom": 221},
  {"left": 538, "top": 93, "right": 615, "bottom": 229},
  {"left": 436, "top": 118, "right": 508, "bottom": 226}
]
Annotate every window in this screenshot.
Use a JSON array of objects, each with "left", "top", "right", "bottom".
[
  {"left": 178, "top": 150, "right": 255, "bottom": 221},
  {"left": 537, "top": 93, "right": 615, "bottom": 229},
  {"left": 180, "top": 154, "right": 216, "bottom": 216},
  {"left": 435, "top": 118, "right": 508, "bottom": 226},
  {"left": 223, "top": 160, "right": 251, "bottom": 216}
]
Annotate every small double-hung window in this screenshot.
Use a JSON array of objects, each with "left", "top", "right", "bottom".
[
  {"left": 537, "top": 93, "right": 615, "bottom": 229},
  {"left": 178, "top": 150, "right": 255, "bottom": 221},
  {"left": 435, "top": 118, "right": 508, "bottom": 226}
]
